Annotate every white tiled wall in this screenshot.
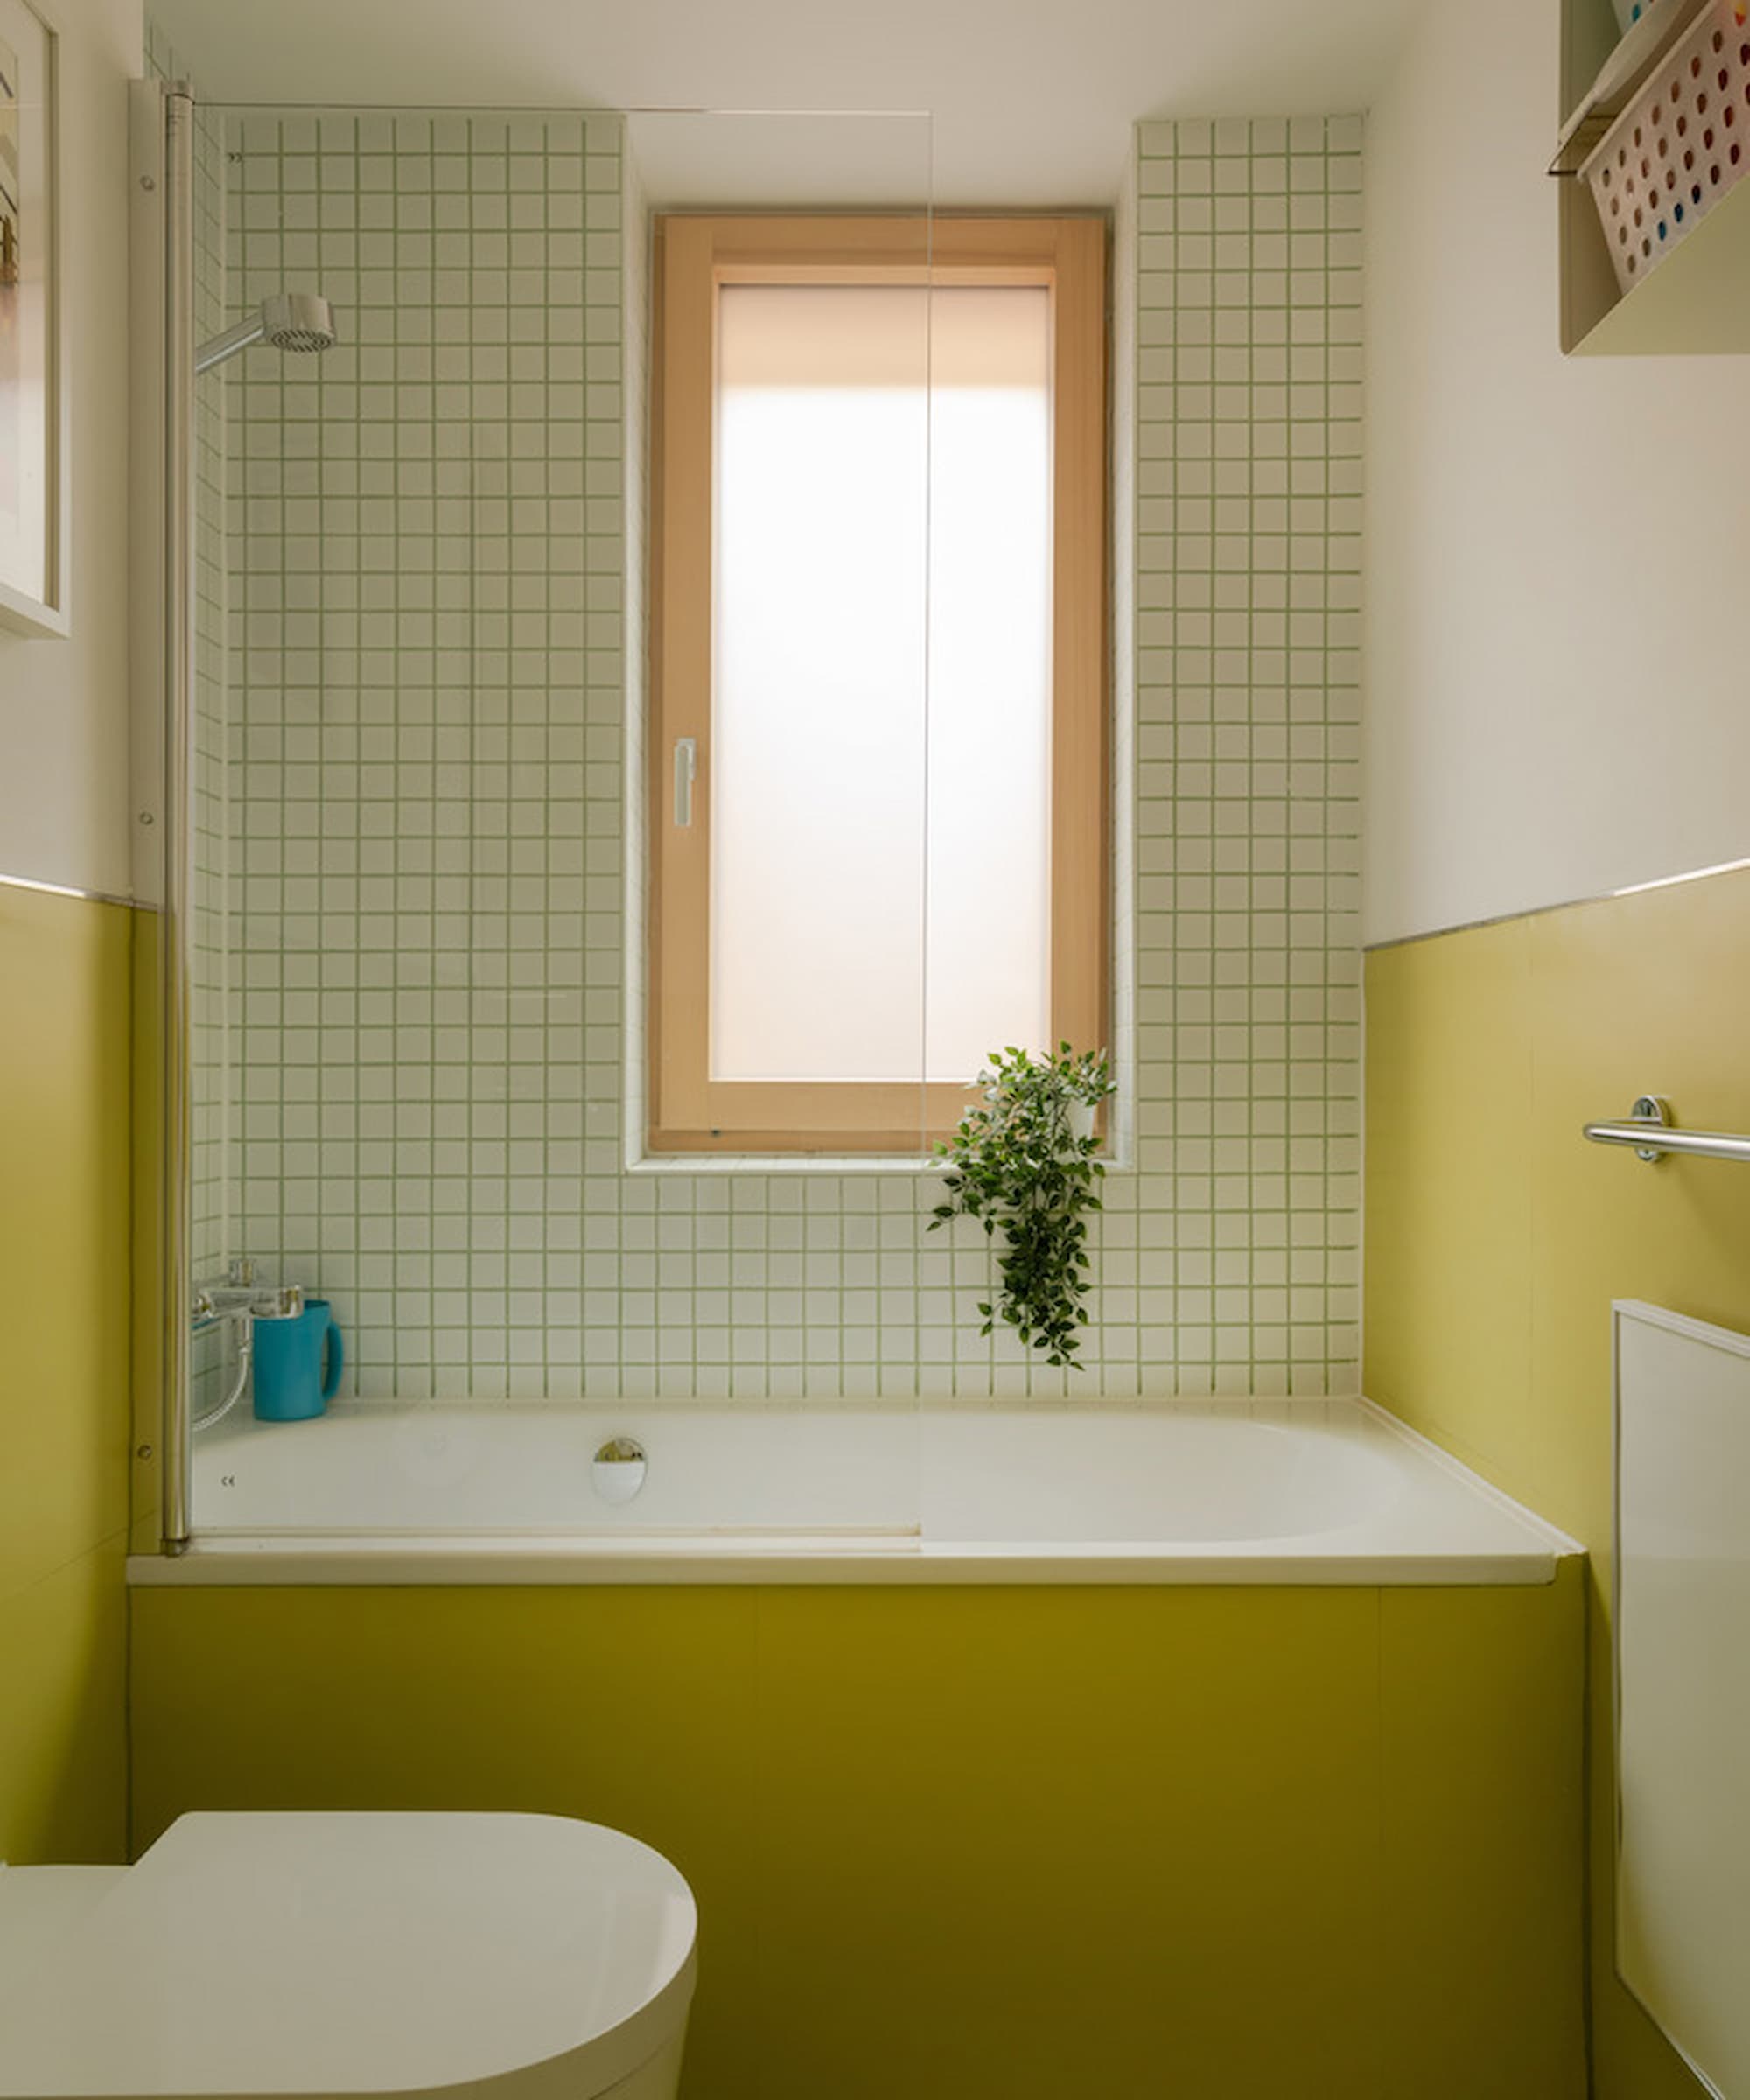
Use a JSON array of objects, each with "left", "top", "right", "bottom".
[
  {"left": 191, "top": 103, "right": 1363, "bottom": 1401},
  {"left": 1129, "top": 116, "right": 1365, "bottom": 1395}
]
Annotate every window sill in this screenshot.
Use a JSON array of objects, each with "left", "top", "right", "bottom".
[
  {"left": 625, "top": 1148, "right": 946, "bottom": 1176},
  {"left": 623, "top": 1144, "right": 1130, "bottom": 1176}
]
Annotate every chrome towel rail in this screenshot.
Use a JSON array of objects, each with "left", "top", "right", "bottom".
[{"left": 1584, "top": 1095, "right": 1750, "bottom": 1166}]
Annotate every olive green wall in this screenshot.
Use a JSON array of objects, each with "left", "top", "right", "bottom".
[
  {"left": 0, "top": 0, "right": 142, "bottom": 1872},
  {"left": 132, "top": 1572, "right": 1584, "bottom": 2098},
  {"left": 0, "top": 887, "right": 135, "bottom": 1864},
  {"left": 1366, "top": 863, "right": 1750, "bottom": 2100}
]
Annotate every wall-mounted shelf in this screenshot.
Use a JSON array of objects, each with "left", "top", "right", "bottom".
[{"left": 1558, "top": 0, "right": 1750, "bottom": 352}]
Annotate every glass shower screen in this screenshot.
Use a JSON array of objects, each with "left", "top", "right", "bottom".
[{"left": 174, "top": 100, "right": 940, "bottom": 1546}]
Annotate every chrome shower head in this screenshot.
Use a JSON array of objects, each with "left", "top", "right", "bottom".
[
  {"left": 195, "top": 292, "right": 339, "bottom": 375},
  {"left": 260, "top": 292, "right": 337, "bottom": 355}
]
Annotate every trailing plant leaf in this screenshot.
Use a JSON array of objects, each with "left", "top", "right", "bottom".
[{"left": 928, "top": 1043, "right": 1116, "bottom": 1371}]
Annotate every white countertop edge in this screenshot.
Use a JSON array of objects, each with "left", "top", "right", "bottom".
[{"left": 129, "top": 1543, "right": 1576, "bottom": 1588}]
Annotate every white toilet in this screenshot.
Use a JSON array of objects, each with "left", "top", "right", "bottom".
[{"left": 0, "top": 1811, "right": 696, "bottom": 2100}]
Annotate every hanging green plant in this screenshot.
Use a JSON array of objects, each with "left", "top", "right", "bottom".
[{"left": 928, "top": 1043, "right": 1116, "bottom": 1371}]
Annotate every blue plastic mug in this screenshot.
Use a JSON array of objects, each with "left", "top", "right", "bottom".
[{"left": 253, "top": 1298, "right": 344, "bottom": 1421}]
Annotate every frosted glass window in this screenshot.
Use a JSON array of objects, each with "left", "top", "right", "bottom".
[
  {"left": 711, "top": 283, "right": 1052, "bottom": 1085},
  {"left": 920, "top": 287, "right": 1053, "bottom": 1081}
]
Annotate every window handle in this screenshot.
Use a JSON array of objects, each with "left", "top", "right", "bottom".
[{"left": 673, "top": 738, "right": 697, "bottom": 828}]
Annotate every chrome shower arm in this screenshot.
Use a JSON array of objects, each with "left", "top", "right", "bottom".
[{"left": 194, "top": 312, "right": 267, "bottom": 374}]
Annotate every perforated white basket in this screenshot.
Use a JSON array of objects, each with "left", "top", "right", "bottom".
[{"left": 1586, "top": 0, "right": 1750, "bottom": 290}]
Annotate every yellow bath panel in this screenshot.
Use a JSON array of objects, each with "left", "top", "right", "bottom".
[{"left": 132, "top": 1577, "right": 1584, "bottom": 2100}]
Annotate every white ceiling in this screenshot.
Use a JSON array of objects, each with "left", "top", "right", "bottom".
[{"left": 151, "top": 0, "right": 1423, "bottom": 203}]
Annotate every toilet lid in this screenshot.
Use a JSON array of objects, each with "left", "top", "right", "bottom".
[{"left": 0, "top": 1813, "right": 696, "bottom": 2100}]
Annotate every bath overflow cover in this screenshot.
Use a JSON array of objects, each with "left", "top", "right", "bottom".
[{"left": 592, "top": 1435, "right": 648, "bottom": 1505}]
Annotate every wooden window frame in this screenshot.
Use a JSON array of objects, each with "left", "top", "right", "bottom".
[{"left": 648, "top": 213, "right": 1109, "bottom": 1155}]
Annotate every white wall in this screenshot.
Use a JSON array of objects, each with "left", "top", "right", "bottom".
[
  {"left": 0, "top": 0, "right": 141, "bottom": 896},
  {"left": 1364, "top": 0, "right": 1750, "bottom": 945}
]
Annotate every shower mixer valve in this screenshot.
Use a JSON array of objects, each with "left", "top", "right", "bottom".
[{"left": 192, "top": 1257, "right": 304, "bottom": 1329}]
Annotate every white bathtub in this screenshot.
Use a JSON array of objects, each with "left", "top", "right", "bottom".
[{"left": 128, "top": 1398, "right": 1577, "bottom": 1586}]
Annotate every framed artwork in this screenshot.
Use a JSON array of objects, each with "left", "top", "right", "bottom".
[{"left": 0, "top": 0, "right": 66, "bottom": 638}]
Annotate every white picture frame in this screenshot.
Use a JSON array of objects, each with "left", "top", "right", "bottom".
[{"left": 0, "top": 0, "right": 66, "bottom": 638}]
